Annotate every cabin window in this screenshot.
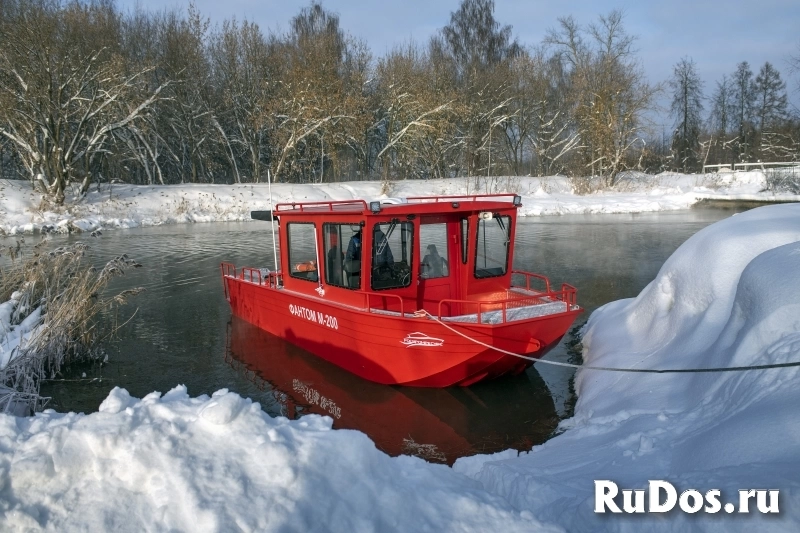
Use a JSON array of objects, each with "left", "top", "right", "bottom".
[
  {"left": 324, "top": 223, "right": 362, "bottom": 290},
  {"left": 460, "top": 218, "right": 469, "bottom": 264},
  {"left": 420, "top": 223, "right": 450, "bottom": 279},
  {"left": 474, "top": 215, "right": 511, "bottom": 278},
  {"left": 371, "top": 221, "right": 414, "bottom": 290},
  {"left": 287, "top": 223, "right": 319, "bottom": 282}
]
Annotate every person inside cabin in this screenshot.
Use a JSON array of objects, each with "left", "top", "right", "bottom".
[
  {"left": 421, "top": 244, "right": 448, "bottom": 278},
  {"left": 372, "top": 226, "right": 395, "bottom": 282},
  {"left": 344, "top": 229, "right": 362, "bottom": 288},
  {"left": 326, "top": 232, "right": 343, "bottom": 286}
]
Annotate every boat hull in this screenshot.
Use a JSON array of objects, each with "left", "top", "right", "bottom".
[{"left": 225, "top": 276, "right": 580, "bottom": 387}]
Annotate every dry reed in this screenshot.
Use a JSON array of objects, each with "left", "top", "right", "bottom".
[{"left": 0, "top": 240, "right": 143, "bottom": 415}]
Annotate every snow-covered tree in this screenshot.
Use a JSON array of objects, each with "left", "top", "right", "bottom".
[
  {"left": 208, "top": 19, "right": 276, "bottom": 183},
  {"left": 266, "top": 2, "right": 369, "bottom": 182},
  {"left": 372, "top": 43, "right": 456, "bottom": 180},
  {"left": 439, "top": 0, "right": 520, "bottom": 177},
  {"left": 547, "top": 11, "right": 657, "bottom": 184},
  {"left": 0, "top": 0, "right": 165, "bottom": 203}
]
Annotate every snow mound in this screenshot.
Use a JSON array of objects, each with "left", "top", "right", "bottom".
[
  {"left": 0, "top": 295, "right": 44, "bottom": 371},
  {"left": 579, "top": 203, "right": 800, "bottom": 414},
  {"left": 461, "top": 203, "right": 800, "bottom": 531},
  {"left": 0, "top": 385, "right": 556, "bottom": 532},
  {"left": 198, "top": 389, "right": 247, "bottom": 425}
]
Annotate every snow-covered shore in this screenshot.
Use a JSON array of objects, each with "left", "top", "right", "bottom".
[
  {"left": 459, "top": 202, "right": 800, "bottom": 531},
  {"left": 1, "top": 175, "right": 799, "bottom": 531},
  {"left": 2, "top": 170, "right": 798, "bottom": 235}
]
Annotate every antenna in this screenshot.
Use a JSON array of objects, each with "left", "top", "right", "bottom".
[{"left": 267, "top": 169, "right": 279, "bottom": 272}]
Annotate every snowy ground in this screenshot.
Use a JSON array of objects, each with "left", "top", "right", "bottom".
[
  {"left": 1, "top": 170, "right": 798, "bottom": 235},
  {"left": 459, "top": 203, "right": 800, "bottom": 531},
  {"left": 1, "top": 174, "right": 800, "bottom": 531}
]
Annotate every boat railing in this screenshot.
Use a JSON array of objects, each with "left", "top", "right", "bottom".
[
  {"left": 240, "top": 267, "right": 263, "bottom": 285},
  {"left": 405, "top": 193, "right": 519, "bottom": 204},
  {"left": 221, "top": 263, "right": 284, "bottom": 292},
  {"left": 240, "top": 267, "right": 284, "bottom": 288},
  {"left": 364, "top": 291, "right": 405, "bottom": 316},
  {"left": 275, "top": 199, "right": 368, "bottom": 213},
  {"left": 436, "top": 282, "right": 578, "bottom": 325},
  {"left": 511, "top": 270, "right": 551, "bottom": 293},
  {"left": 559, "top": 283, "right": 578, "bottom": 308},
  {"left": 221, "top": 262, "right": 237, "bottom": 278},
  {"left": 510, "top": 272, "right": 579, "bottom": 308},
  {"left": 220, "top": 262, "right": 236, "bottom": 300}
]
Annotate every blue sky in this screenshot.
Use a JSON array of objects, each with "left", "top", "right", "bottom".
[{"left": 127, "top": 0, "right": 800, "bottom": 128}]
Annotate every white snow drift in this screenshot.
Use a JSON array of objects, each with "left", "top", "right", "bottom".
[{"left": 458, "top": 203, "right": 800, "bottom": 531}]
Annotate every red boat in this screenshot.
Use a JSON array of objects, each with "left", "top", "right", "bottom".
[{"left": 220, "top": 194, "right": 581, "bottom": 387}]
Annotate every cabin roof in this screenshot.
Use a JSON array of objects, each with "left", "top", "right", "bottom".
[{"left": 268, "top": 194, "right": 521, "bottom": 219}]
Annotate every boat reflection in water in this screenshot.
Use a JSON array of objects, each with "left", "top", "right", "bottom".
[{"left": 225, "top": 316, "right": 559, "bottom": 465}]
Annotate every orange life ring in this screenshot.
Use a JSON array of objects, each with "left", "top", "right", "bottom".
[{"left": 295, "top": 261, "right": 317, "bottom": 272}]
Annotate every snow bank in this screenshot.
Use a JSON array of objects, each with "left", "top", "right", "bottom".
[
  {"left": 0, "top": 292, "right": 43, "bottom": 370},
  {"left": 3, "top": 172, "right": 798, "bottom": 235},
  {"left": 457, "top": 203, "right": 800, "bottom": 531},
  {"left": 0, "top": 386, "right": 555, "bottom": 532}
]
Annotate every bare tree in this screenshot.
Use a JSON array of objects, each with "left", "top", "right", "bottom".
[
  {"left": 753, "top": 62, "right": 788, "bottom": 132},
  {"left": 506, "top": 48, "right": 579, "bottom": 176},
  {"left": 372, "top": 44, "right": 455, "bottom": 181},
  {"left": 669, "top": 57, "right": 704, "bottom": 172},
  {"left": 752, "top": 62, "right": 792, "bottom": 162},
  {"left": 151, "top": 6, "right": 218, "bottom": 184},
  {"left": 706, "top": 75, "right": 736, "bottom": 166},
  {"left": 708, "top": 75, "right": 733, "bottom": 137},
  {"left": 788, "top": 41, "right": 800, "bottom": 94},
  {"left": 265, "top": 2, "right": 368, "bottom": 183},
  {"left": 208, "top": 19, "right": 276, "bottom": 183},
  {"left": 440, "top": 0, "right": 520, "bottom": 81},
  {"left": 731, "top": 61, "right": 756, "bottom": 162},
  {"left": 439, "top": 0, "right": 520, "bottom": 177},
  {"left": 548, "top": 11, "right": 658, "bottom": 184},
  {"left": 0, "top": 0, "right": 166, "bottom": 203}
]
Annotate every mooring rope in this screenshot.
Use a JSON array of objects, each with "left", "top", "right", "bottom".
[{"left": 413, "top": 309, "right": 800, "bottom": 374}]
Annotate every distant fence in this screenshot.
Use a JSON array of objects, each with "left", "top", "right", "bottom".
[
  {"left": 703, "top": 161, "right": 799, "bottom": 173},
  {"left": 702, "top": 164, "right": 733, "bottom": 172}
]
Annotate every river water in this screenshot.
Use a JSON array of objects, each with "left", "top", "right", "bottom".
[{"left": 6, "top": 206, "right": 749, "bottom": 463}]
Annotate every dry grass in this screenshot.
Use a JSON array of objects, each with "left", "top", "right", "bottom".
[
  {"left": 568, "top": 175, "right": 607, "bottom": 195},
  {"left": 0, "top": 241, "right": 143, "bottom": 415}
]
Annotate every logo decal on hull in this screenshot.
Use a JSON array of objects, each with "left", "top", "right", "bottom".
[{"left": 401, "top": 332, "right": 444, "bottom": 348}]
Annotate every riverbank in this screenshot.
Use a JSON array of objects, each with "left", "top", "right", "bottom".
[{"left": 2, "top": 171, "right": 798, "bottom": 235}]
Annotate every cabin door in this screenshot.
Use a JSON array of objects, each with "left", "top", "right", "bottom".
[{"left": 417, "top": 218, "right": 457, "bottom": 315}]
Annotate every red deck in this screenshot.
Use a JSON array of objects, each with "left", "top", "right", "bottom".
[{"left": 221, "top": 194, "right": 581, "bottom": 387}]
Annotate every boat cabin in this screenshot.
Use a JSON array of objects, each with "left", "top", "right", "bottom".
[{"left": 259, "top": 194, "right": 540, "bottom": 317}]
